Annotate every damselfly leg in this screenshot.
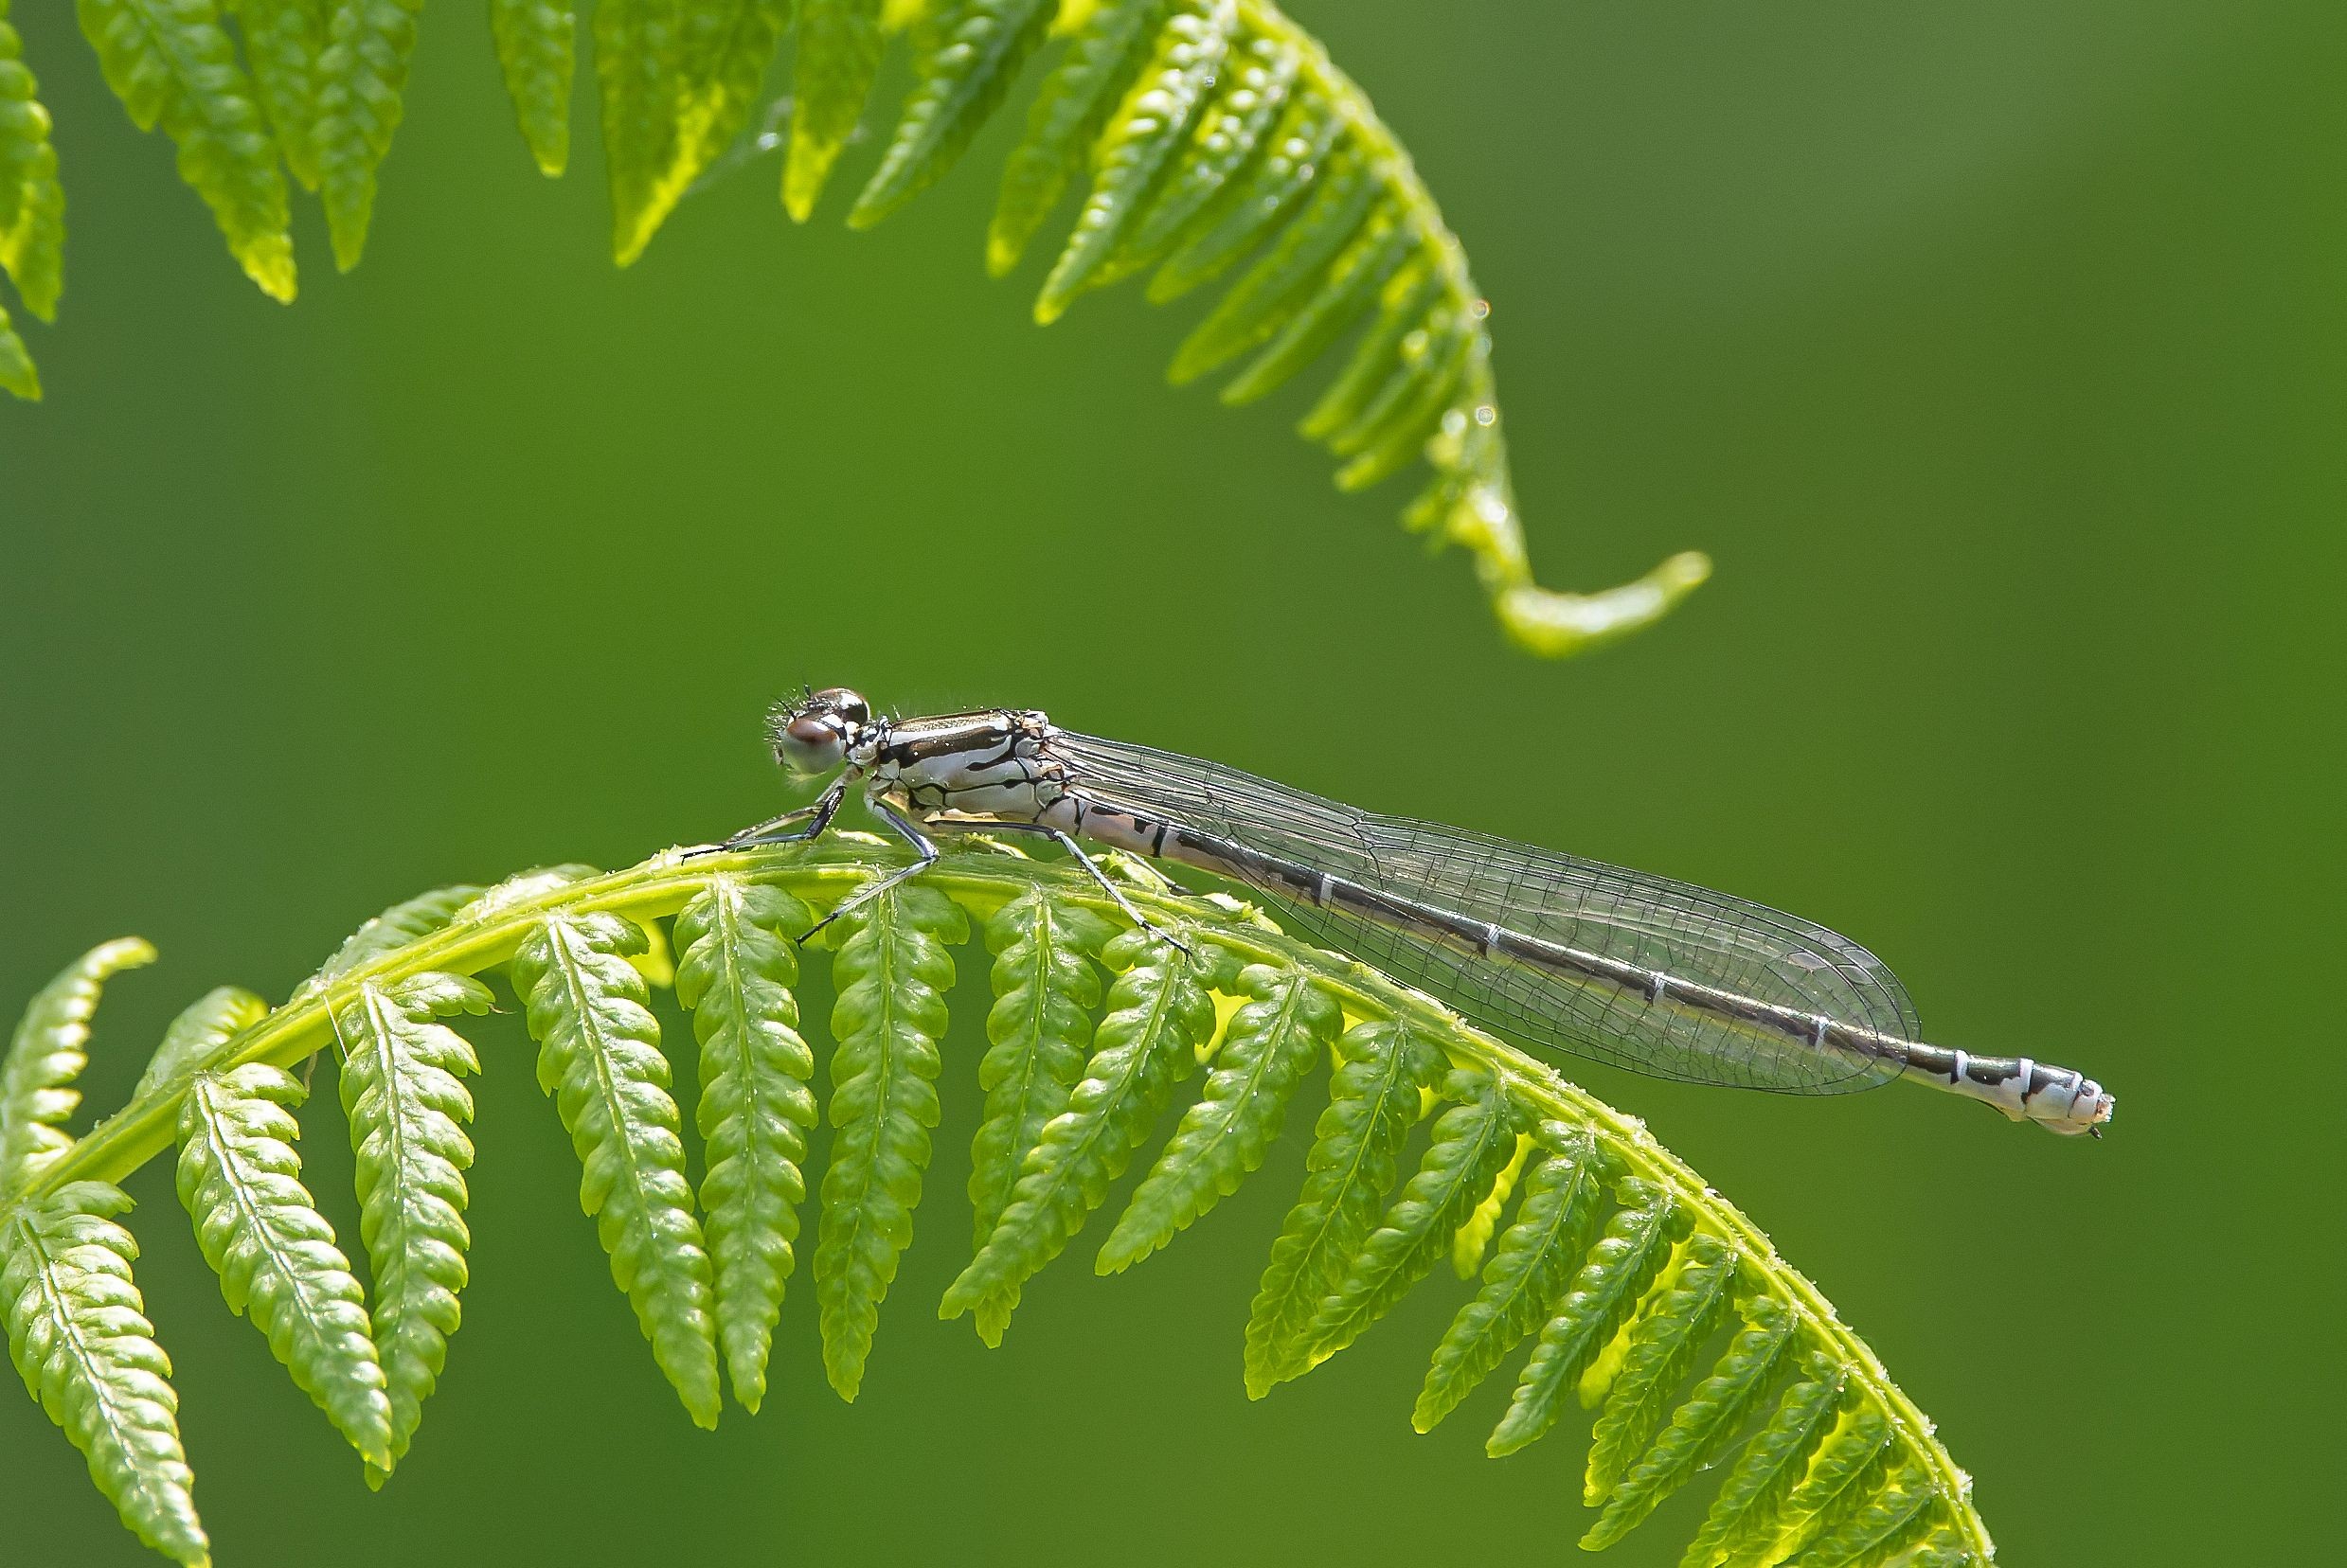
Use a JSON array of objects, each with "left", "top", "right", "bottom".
[
  {"left": 802, "top": 793, "right": 941, "bottom": 938},
  {"left": 924, "top": 811, "right": 1190, "bottom": 953},
  {"left": 689, "top": 775, "right": 851, "bottom": 858}
]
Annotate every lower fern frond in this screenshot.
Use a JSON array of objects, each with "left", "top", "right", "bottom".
[{"left": 1, "top": 843, "right": 2003, "bottom": 1566}]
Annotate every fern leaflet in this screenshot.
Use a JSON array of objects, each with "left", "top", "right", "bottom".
[
  {"left": 1300, "top": 1064, "right": 1518, "bottom": 1363},
  {"left": 1097, "top": 28, "right": 1294, "bottom": 281},
  {"left": 134, "top": 987, "right": 269, "bottom": 1100},
  {"left": 75, "top": 0, "right": 296, "bottom": 298},
  {"left": 298, "top": 882, "right": 486, "bottom": 996},
  {"left": 1097, "top": 961, "right": 1337, "bottom": 1274},
  {"left": 332, "top": 971, "right": 492, "bottom": 1471},
  {"left": 940, "top": 927, "right": 1214, "bottom": 1328},
  {"left": 1763, "top": 1397, "right": 1895, "bottom": 1565},
  {"left": 174, "top": 1062, "right": 394, "bottom": 1467},
  {"left": 1, "top": 938, "right": 155, "bottom": 1190},
  {"left": 672, "top": 876, "right": 816, "bottom": 1411},
  {"left": 1032, "top": 0, "right": 1232, "bottom": 320},
  {"left": 850, "top": 0, "right": 1054, "bottom": 228},
  {"left": 1680, "top": 1358, "right": 1853, "bottom": 1568},
  {"left": 1584, "top": 1227, "right": 1741, "bottom": 1504},
  {"left": 1243, "top": 1014, "right": 1441, "bottom": 1397},
  {"left": 2, "top": 1182, "right": 206, "bottom": 1565},
  {"left": 963, "top": 885, "right": 1111, "bottom": 1344},
  {"left": 1488, "top": 1172, "right": 1684, "bottom": 1456},
  {"left": 1448, "top": 1127, "right": 1530, "bottom": 1281},
  {"left": 1412, "top": 1119, "right": 1602, "bottom": 1432},
  {"left": 512, "top": 911, "right": 721, "bottom": 1426},
  {"left": 1791, "top": 1456, "right": 1939, "bottom": 1568},
  {"left": 813, "top": 881, "right": 964, "bottom": 1399},
  {"left": 234, "top": 0, "right": 328, "bottom": 190},
  {"left": 490, "top": 0, "right": 576, "bottom": 175},
  {"left": 783, "top": 0, "right": 887, "bottom": 221},
  {"left": 985, "top": 0, "right": 1161, "bottom": 276},
  {"left": 1582, "top": 1292, "right": 1800, "bottom": 1550},
  {"left": 1, "top": 0, "right": 63, "bottom": 336},
  {"left": 312, "top": 0, "right": 423, "bottom": 269}
]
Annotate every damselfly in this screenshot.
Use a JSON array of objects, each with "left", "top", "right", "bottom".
[{"left": 705, "top": 688, "right": 2114, "bottom": 1136}]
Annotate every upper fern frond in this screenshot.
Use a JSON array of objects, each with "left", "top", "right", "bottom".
[
  {"left": 3, "top": 842, "right": 2000, "bottom": 1566},
  {"left": 4, "top": 0, "right": 1709, "bottom": 660}
]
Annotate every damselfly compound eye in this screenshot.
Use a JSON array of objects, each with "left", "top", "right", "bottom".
[{"left": 775, "top": 713, "right": 845, "bottom": 775}]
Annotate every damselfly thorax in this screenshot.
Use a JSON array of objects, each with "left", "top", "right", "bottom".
[{"left": 717, "top": 687, "right": 2115, "bottom": 1138}]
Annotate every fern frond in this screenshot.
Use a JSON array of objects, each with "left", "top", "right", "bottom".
[
  {"left": 850, "top": 0, "right": 1054, "bottom": 228},
  {"left": 312, "top": 0, "right": 423, "bottom": 269},
  {"left": 511, "top": 911, "right": 721, "bottom": 1426},
  {"left": 1243, "top": 1015, "right": 1441, "bottom": 1397},
  {"left": 672, "top": 876, "right": 816, "bottom": 1411},
  {"left": 1, "top": 6, "right": 64, "bottom": 326},
  {"left": 174, "top": 1062, "right": 394, "bottom": 1466},
  {"left": 2, "top": 1182, "right": 206, "bottom": 1565},
  {"left": 233, "top": 0, "right": 328, "bottom": 190},
  {"left": 1097, "top": 961, "right": 1336, "bottom": 1274},
  {"left": 75, "top": 0, "right": 296, "bottom": 299},
  {"left": 1487, "top": 1173, "right": 1683, "bottom": 1456},
  {"left": 1449, "top": 1128, "right": 1529, "bottom": 1281},
  {"left": 1582, "top": 1292, "right": 1800, "bottom": 1550},
  {"left": 1679, "top": 1359, "right": 1851, "bottom": 1568},
  {"left": 134, "top": 988, "right": 269, "bottom": 1100},
  {"left": 491, "top": 0, "right": 575, "bottom": 175},
  {"left": 1584, "top": 1227, "right": 1740, "bottom": 1505},
  {"left": 940, "top": 927, "right": 1213, "bottom": 1328},
  {"left": 963, "top": 885, "right": 1111, "bottom": 1344},
  {"left": 813, "top": 881, "right": 964, "bottom": 1399},
  {"left": 1031, "top": 0, "right": 1231, "bottom": 320},
  {"left": 1411, "top": 1119, "right": 1602, "bottom": 1432},
  {"left": 1300, "top": 1064, "right": 1517, "bottom": 1363},
  {"left": 6, "top": 845, "right": 2000, "bottom": 1565},
  {"left": 983, "top": 0, "right": 1158, "bottom": 276},
  {"left": 332, "top": 971, "right": 492, "bottom": 1470},
  {"left": 783, "top": 0, "right": 887, "bottom": 222},
  {"left": 2, "top": 938, "right": 156, "bottom": 1190}
]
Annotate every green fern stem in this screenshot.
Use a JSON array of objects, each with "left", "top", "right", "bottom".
[{"left": 14, "top": 840, "right": 1995, "bottom": 1566}]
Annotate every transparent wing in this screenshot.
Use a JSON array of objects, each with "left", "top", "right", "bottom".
[{"left": 1053, "top": 730, "right": 1919, "bottom": 1095}]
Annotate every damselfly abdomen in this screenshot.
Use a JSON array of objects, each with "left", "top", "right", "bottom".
[{"left": 714, "top": 688, "right": 2114, "bottom": 1136}]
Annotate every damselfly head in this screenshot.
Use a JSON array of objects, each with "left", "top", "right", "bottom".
[{"left": 769, "top": 686, "right": 873, "bottom": 775}]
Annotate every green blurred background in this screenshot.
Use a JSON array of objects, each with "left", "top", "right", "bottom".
[{"left": 3, "top": 2, "right": 2338, "bottom": 1562}]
